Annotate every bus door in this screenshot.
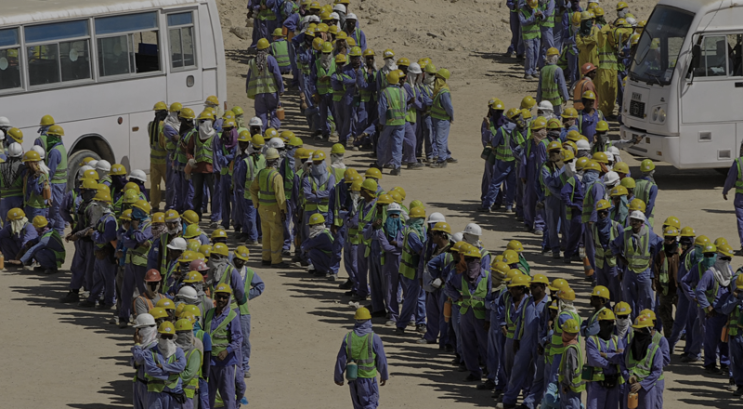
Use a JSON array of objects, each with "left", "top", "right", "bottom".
[{"left": 165, "top": 11, "right": 202, "bottom": 106}]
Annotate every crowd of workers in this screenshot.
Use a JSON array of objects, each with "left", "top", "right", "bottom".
[{"left": 3, "top": 0, "right": 743, "bottom": 409}]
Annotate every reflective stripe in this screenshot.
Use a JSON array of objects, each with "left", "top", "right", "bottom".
[
  {"left": 345, "top": 332, "right": 377, "bottom": 378},
  {"left": 314, "top": 60, "right": 336, "bottom": 95},
  {"left": 195, "top": 134, "right": 214, "bottom": 164},
  {"left": 430, "top": 89, "right": 451, "bottom": 121},
  {"left": 49, "top": 143, "right": 68, "bottom": 184},
  {"left": 460, "top": 272, "right": 490, "bottom": 320},
  {"left": 304, "top": 178, "right": 330, "bottom": 212},
  {"left": 585, "top": 335, "right": 624, "bottom": 383},
  {"left": 736, "top": 158, "right": 743, "bottom": 194},
  {"left": 204, "top": 308, "right": 238, "bottom": 355},
  {"left": 558, "top": 344, "right": 586, "bottom": 392},
  {"left": 626, "top": 332, "right": 664, "bottom": 383},
  {"left": 243, "top": 155, "right": 267, "bottom": 199},
  {"left": 270, "top": 40, "right": 291, "bottom": 68},
  {"left": 247, "top": 58, "right": 278, "bottom": 99},
  {"left": 145, "top": 352, "right": 181, "bottom": 392},
  {"left": 0, "top": 161, "right": 24, "bottom": 198},
  {"left": 257, "top": 168, "right": 280, "bottom": 205},
  {"left": 550, "top": 311, "right": 581, "bottom": 355},
  {"left": 332, "top": 71, "right": 351, "bottom": 102},
  {"left": 635, "top": 179, "right": 655, "bottom": 220},
  {"left": 175, "top": 130, "right": 195, "bottom": 165},
  {"left": 624, "top": 227, "right": 651, "bottom": 273},
  {"left": 383, "top": 87, "right": 407, "bottom": 126},
  {"left": 594, "top": 222, "right": 619, "bottom": 268},
  {"left": 149, "top": 121, "right": 167, "bottom": 165},
  {"left": 540, "top": 64, "right": 562, "bottom": 104},
  {"left": 126, "top": 221, "right": 152, "bottom": 267},
  {"left": 239, "top": 268, "right": 255, "bottom": 316},
  {"left": 581, "top": 180, "right": 604, "bottom": 223},
  {"left": 520, "top": 8, "right": 541, "bottom": 40},
  {"left": 539, "top": 4, "right": 554, "bottom": 27},
  {"left": 405, "top": 85, "right": 417, "bottom": 123},
  {"left": 23, "top": 172, "right": 49, "bottom": 209}
]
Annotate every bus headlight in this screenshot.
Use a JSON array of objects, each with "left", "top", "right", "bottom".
[{"left": 651, "top": 106, "right": 667, "bottom": 124}]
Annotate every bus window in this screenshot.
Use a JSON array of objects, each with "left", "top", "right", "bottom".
[
  {"left": 95, "top": 12, "right": 160, "bottom": 77},
  {"left": 728, "top": 34, "right": 743, "bottom": 76},
  {"left": 25, "top": 20, "right": 91, "bottom": 86},
  {"left": 0, "top": 28, "right": 21, "bottom": 90},
  {"left": 168, "top": 12, "right": 196, "bottom": 69},
  {"left": 694, "top": 36, "right": 728, "bottom": 77}
]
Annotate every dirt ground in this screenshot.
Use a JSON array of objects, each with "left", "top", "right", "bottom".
[{"left": 2, "top": 0, "right": 742, "bottom": 408}]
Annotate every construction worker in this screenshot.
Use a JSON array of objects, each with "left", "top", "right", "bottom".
[
  {"left": 333, "top": 307, "right": 389, "bottom": 409},
  {"left": 241, "top": 134, "right": 267, "bottom": 244},
  {"left": 232, "top": 246, "right": 264, "bottom": 378},
  {"left": 520, "top": 0, "right": 542, "bottom": 79},
  {"left": 521, "top": 117, "right": 548, "bottom": 235},
  {"left": 723, "top": 142, "right": 743, "bottom": 253},
  {"left": 250, "top": 148, "right": 287, "bottom": 266},
  {"left": 132, "top": 269, "right": 165, "bottom": 317},
  {"left": 130, "top": 313, "right": 158, "bottom": 409},
  {"left": 247, "top": 38, "right": 285, "bottom": 131},
  {"left": 163, "top": 102, "right": 182, "bottom": 210},
  {"left": 481, "top": 108, "right": 526, "bottom": 213},
  {"left": 330, "top": 53, "right": 352, "bottom": 145},
  {"left": 615, "top": 316, "right": 664, "bottom": 409},
  {"left": 611, "top": 210, "right": 663, "bottom": 316},
  {"left": 376, "top": 69, "right": 406, "bottom": 175},
  {"left": 596, "top": 21, "right": 619, "bottom": 119},
  {"left": 719, "top": 274, "right": 743, "bottom": 395},
  {"left": 214, "top": 119, "right": 238, "bottom": 230},
  {"left": 577, "top": 91, "right": 605, "bottom": 141},
  {"left": 537, "top": 48, "right": 570, "bottom": 117},
  {"left": 584, "top": 309, "right": 622, "bottom": 409},
  {"left": 312, "top": 41, "right": 337, "bottom": 140},
  {"left": 445, "top": 244, "right": 490, "bottom": 381},
  {"left": 174, "top": 108, "right": 196, "bottom": 213},
  {"left": 231, "top": 131, "right": 252, "bottom": 239},
  {"left": 141, "top": 321, "right": 187, "bottom": 408},
  {"left": 576, "top": 11, "right": 599, "bottom": 71},
  {"left": 354, "top": 49, "right": 378, "bottom": 149},
  {"left": 173, "top": 318, "right": 202, "bottom": 409},
  {"left": 561, "top": 155, "right": 586, "bottom": 264},
  {"left": 634, "top": 159, "right": 658, "bottom": 227},
  {"left": 270, "top": 28, "right": 291, "bottom": 74},
  {"left": 499, "top": 273, "right": 530, "bottom": 395},
  {"left": 39, "top": 124, "right": 66, "bottom": 235},
  {"left": 541, "top": 140, "right": 566, "bottom": 259},
  {"left": 149, "top": 102, "right": 168, "bottom": 212},
  {"left": 61, "top": 178, "right": 101, "bottom": 303},
  {"left": 0, "top": 208, "right": 37, "bottom": 267},
  {"left": 653, "top": 226, "right": 681, "bottom": 336},
  {"left": 401, "top": 62, "right": 424, "bottom": 169},
  {"left": 120, "top": 200, "right": 154, "bottom": 328},
  {"left": 593, "top": 199, "right": 623, "bottom": 302},
  {"left": 694, "top": 243, "right": 733, "bottom": 374},
  {"left": 77, "top": 186, "right": 116, "bottom": 306},
  {"left": 351, "top": 178, "right": 379, "bottom": 302},
  {"left": 430, "top": 68, "right": 455, "bottom": 168},
  {"left": 558, "top": 318, "right": 584, "bottom": 409},
  {"left": 302, "top": 150, "right": 335, "bottom": 244},
  {"left": 395, "top": 204, "right": 428, "bottom": 332},
  {"left": 21, "top": 150, "right": 49, "bottom": 220},
  {"left": 480, "top": 98, "right": 506, "bottom": 205},
  {"left": 205, "top": 283, "right": 244, "bottom": 408},
  {"left": 537, "top": 0, "right": 555, "bottom": 68},
  {"left": 420, "top": 222, "right": 456, "bottom": 346},
  {"left": 14, "top": 214, "right": 64, "bottom": 274},
  {"left": 573, "top": 63, "right": 599, "bottom": 112},
  {"left": 548, "top": 288, "right": 581, "bottom": 384},
  {"left": 186, "top": 110, "right": 217, "bottom": 223},
  {"left": 301, "top": 213, "right": 335, "bottom": 278}
]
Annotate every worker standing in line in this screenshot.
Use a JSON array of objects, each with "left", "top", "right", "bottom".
[
  {"left": 718, "top": 274, "right": 743, "bottom": 396},
  {"left": 584, "top": 309, "right": 623, "bottom": 409},
  {"left": 654, "top": 226, "right": 681, "bottom": 336},
  {"left": 120, "top": 200, "right": 154, "bottom": 328},
  {"left": 163, "top": 102, "right": 182, "bottom": 210},
  {"left": 595, "top": 21, "right": 620, "bottom": 119},
  {"left": 232, "top": 246, "right": 265, "bottom": 378},
  {"left": 396, "top": 206, "right": 428, "bottom": 333},
  {"left": 174, "top": 318, "right": 203, "bottom": 409},
  {"left": 562, "top": 13, "right": 581, "bottom": 85},
  {"left": 333, "top": 307, "right": 389, "bottom": 409},
  {"left": 130, "top": 313, "right": 158, "bottom": 409},
  {"left": 479, "top": 261, "right": 508, "bottom": 394},
  {"left": 302, "top": 151, "right": 335, "bottom": 253},
  {"left": 593, "top": 199, "right": 623, "bottom": 302},
  {"left": 174, "top": 108, "right": 197, "bottom": 213},
  {"left": 187, "top": 110, "right": 218, "bottom": 224},
  {"left": 520, "top": 0, "right": 542, "bottom": 79},
  {"left": 401, "top": 62, "right": 424, "bottom": 169},
  {"left": 247, "top": 38, "right": 285, "bottom": 131},
  {"left": 79, "top": 188, "right": 117, "bottom": 308},
  {"left": 558, "top": 318, "right": 585, "bottom": 409},
  {"left": 678, "top": 235, "right": 712, "bottom": 363},
  {"left": 430, "top": 68, "right": 456, "bottom": 168},
  {"left": 634, "top": 159, "right": 658, "bottom": 227},
  {"left": 480, "top": 108, "right": 526, "bottom": 213},
  {"left": 722, "top": 141, "right": 743, "bottom": 254},
  {"left": 376, "top": 70, "right": 406, "bottom": 175},
  {"left": 302, "top": 213, "right": 335, "bottom": 278},
  {"left": 573, "top": 63, "right": 599, "bottom": 111},
  {"left": 548, "top": 288, "right": 581, "bottom": 384},
  {"left": 541, "top": 140, "right": 566, "bottom": 259},
  {"left": 22, "top": 150, "right": 50, "bottom": 220},
  {"left": 521, "top": 117, "right": 548, "bottom": 235},
  {"left": 241, "top": 135, "right": 267, "bottom": 245},
  {"left": 43, "top": 125, "right": 67, "bottom": 235},
  {"left": 537, "top": 48, "right": 570, "bottom": 117},
  {"left": 215, "top": 120, "right": 238, "bottom": 231},
  {"left": 149, "top": 102, "right": 168, "bottom": 212},
  {"left": 611, "top": 211, "right": 663, "bottom": 316},
  {"left": 560, "top": 156, "right": 586, "bottom": 264},
  {"left": 0, "top": 143, "right": 25, "bottom": 225},
  {"left": 142, "top": 322, "right": 187, "bottom": 408},
  {"left": 250, "top": 148, "right": 287, "bottom": 266},
  {"left": 612, "top": 316, "right": 664, "bottom": 409},
  {"left": 537, "top": 0, "right": 555, "bottom": 68},
  {"left": 61, "top": 178, "right": 101, "bottom": 303},
  {"left": 270, "top": 28, "right": 292, "bottom": 74},
  {"left": 312, "top": 42, "right": 337, "bottom": 140},
  {"left": 577, "top": 91, "right": 605, "bottom": 141},
  {"left": 204, "top": 284, "right": 245, "bottom": 409}
]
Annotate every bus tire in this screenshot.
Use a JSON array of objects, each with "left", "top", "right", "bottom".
[{"left": 66, "top": 149, "right": 101, "bottom": 190}]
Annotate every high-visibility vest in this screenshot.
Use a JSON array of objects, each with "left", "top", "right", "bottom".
[
  {"left": 634, "top": 178, "right": 656, "bottom": 220},
  {"left": 698, "top": 261, "right": 720, "bottom": 306},
  {"left": 520, "top": 8, "right": 541, "bottom": 40},
  {"left": 345, "top": 332, "right": 377, "bottom": 378},
  {"left": 383, "top": 86, "right": 407, "bottom": 126},
  {"left": 598, "top": 26, "right": 619, "bottom": 70},
  {"left": 182, "top": 348, "right": 202, "bottom": 398},
  {"left": 239, "top": 268, "right": 256, "bottom": 316},
  {"left": 625, "top": 332, "right": 664, "bottom": 383},
  {"left": 430, "top": 89, "right": 452, "bottom": 121},
  {"left": 145, "top": 351, "right": 181, "bottom": 392},
  {"left": 505, "top": 296, "right": 528, "bottom": 339},
  {"left": 305, "top": 177, "right": 330, "bottom": 212},
  {"left": 565, "top": 177, "right": 577, "bottom": 221},
  {"left": 360, "top": 70, "right": 375, "bottom": 102},
  {"left": 728, "top": 297, "right": 743, "bottom": 336},
  {"left": 540, "top": 64, "right": 562, "bottom": 105},
  {"left": 539, "top": 3, "right": 554, "bottom": 28},
  {"left": 314, "top": 60, "right": 336, "bottom": 95},
  {"left": 594, "top": 221, "right": 619, "bottom": 268},
  {"left": 0, "top": 162, "right": 24, "bottom": 198},
  {"left": 623, "top": 227, "right": 651, "bottom": 273},
  {"left": 204, "top": 308, "right": 238, "bottom": 355},
  {"left": 270, "top": 40, "right": 291, "bottom": 68},
  {"left": 214, "top": 264, "right": 240, "bottom": 311},
  {"left": 175, "top": 129, "right": 196, "bottom": 165},
  {"left": 354, "top": 201, "right": 376, "bottom": 246},
  {"left": 258, "top": 0, "right": 276, "bottom": 20},
  {"left": 49, "top": 143, "right": 68, "bottom": 184},
  {"left": 735, "top": 158, "right": 743, "bottom": 194},
  {"left": 399, "top": 226, "right": 421, "bottom": 279},
  {"left": 243, "top": 154, "right": 267, "bottom": 199},
  {"left": 126, "top": 221, "right": 152, "bottom": 267},
  {"left": 332, "top": 70, "right": 352, "bottom": 102},
  {"left": 494, "top": 127, "right": 524, "bottom": 162},
  {"left": 23, "top": 172, "right": 49, "bottom": 209},
  {"left": 460, "top": 272, "right": 490, "bottom": 320},
  {"left": 41, "top": 230, "right": 66, "bottom": 267},
  {"left": 550, "top": 311, "right": 581, "bottom": 356},
  {"left": 95, "top": 213, "right": 118, "bottom": 252},
  {"left": 586, "top": 335, "right": 625, "bottom": 383},
  {"left": 257, "top": 168, "right": 280, "bottom": 205},
  {"left": 149, "top": 120, "right": 167, "bottom": 165},
  {"left": 247, "top": 58, "right": 278, "bottom": 99},
  {"left": 581, "top": 180, "right": 604, "bottom": 223},
  {"left": 195, "top": 134, "right": 214, "bottom": 164},
  {"left": 405, "top": 85, "right": 418, "bottom": 123},
  {"left": 558, "top": 344, "right": 586, "bottom": 392}
]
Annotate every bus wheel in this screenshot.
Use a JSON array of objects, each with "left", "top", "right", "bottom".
[{"left": 66, "top": 149, "right": 101, "bottom": 190}]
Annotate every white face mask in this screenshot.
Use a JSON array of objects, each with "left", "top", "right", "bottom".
[
  {"left": 158, "top": 337, "right": 177, "bottom": 358},
  {"left": 616, "top": 317, "right": 631, "bottom": 336},
  {"left": 384, "top": 58, "right": 395, "bottom": 70}
]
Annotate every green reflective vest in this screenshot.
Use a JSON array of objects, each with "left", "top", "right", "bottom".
[
  {"left": 550, "top": 311, "right": 582, "bottom": 356},
  {"left": 0, "top": 162, "right": 24, "bottom": 198},
  {"left": 634, "top": 179, "right": 655, "bottom": 222},
  {"left": 345, "top": 332, "right": 377, "bottom": 378},
  {"left": 383, "top": 86, "right": 406, "bottom": 126},
  {"left": 520, "top": 8, "right": 541, "bottom": 40},
  {"left": 698, "top": 261, "right": 720, "bottom": 306},
  {"left": 49, "top": 143, "right": 68, "bottom": 184},
  {"left": 539, "top": 4, "right": 554, "bottom": 28},
  {"left": 258, "top": 0, "right": 276, "bottom": 20},
  {"left": 399, "top": 226, "right": 421, "bottom": 279},
  {"left": 257, "top": 168, "right": 280, "bottom": 205},
  {"left": 405, "top": 85, "right": 417, "bottom": 123},
  {"left": 540, "top": 64, "right": 562, "bottom": 104},
  {"left": 558, "top": 343, "right": 586, "bottom": 392},
  {"left": 126, "top": 220, "right": 152, "bottom": 267},
  {"left": 581, "top": 180, "right": 604, "bottom": 223},
  {"left": 315, "top": 59, "right": 337, "bottom": 95},
  {"left": 430, "top": 89, "right": 452, "bottom": 121},
  {"left": 495, "top": 127, "right": 524, "bottom": 162},
  {"left": 239, "top": 267, "right": 255, "bottom": 316},
  {"left": 351, "top": 201, "right": 376, "bottom": 246},
  {"left": 333, "top": 71, "right": 352, "bottom": 102},
  {"left": 145, "top": 351, "right": 181, "bottom": 393},
  {"left": 729, "top": 298, "right": 743, "bottom": 336},
  {"left": 149, "top": 120, "right": 167, "bottom": 165},
  {"left": 586, "top": 335, "right": 625, "bottom": 383},
  {"left": 243, "top": 154, "right": 267, "bottom": 199},
  {"left": 176, "top": 129, "right": 196, "bottom": 165},
  {"left": 460, "top": 272, "right": 490, "bottom": 320},
  {"left": 735, "top": 158, "right": 743, "bottom": 194},
  {"left": 594, "top": 221, "right": 619, "bottom": 268},
  {"left": 305, "top": 177, "right": 330, "bottom": 212},
  {"left": 42, "top": 230, "right": 66, "bottom": 268},
  {"left": 24, "top": 172, "right": 49, "bottom": 209},
  {"left": 625, "top": 333, "right": 664, "bottom": 384},
  {"left": 247, "top": 58, "right": 278, "bottom": 99},
  {"left": 182, "top": 348, "right": 202, "bottom": 398},
  {"left": 505, "top": 296, "right": 528, "bottom": 339},
  {"left": 195, "top": 134, "right": 214, "bottom": 165},
  {"left": 204, "top": 308, "right": 238, "bottom": 355},
  {"left": 270, "top": 40, "right": 290, "bottom": 68},
  {"left": 624, "top": 227, "right": 651, "bottom": 273},
  {"left": 283, "top": 157, "right": 295, "bottom": 192},
  {"left": 565, "top": 178, "right": 577, "bottom": 221}
]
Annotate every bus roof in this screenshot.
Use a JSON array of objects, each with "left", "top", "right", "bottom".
[
  {"left": 0, "top": 0, "right": 203, "bottom": 26},
  {"left": 658, "top": 0, "right": 743, "bottom": 15}
]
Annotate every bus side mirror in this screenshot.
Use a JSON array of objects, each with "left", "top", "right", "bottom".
[{"left": 687, "top": 44, "right": 701, "bottom": 80}]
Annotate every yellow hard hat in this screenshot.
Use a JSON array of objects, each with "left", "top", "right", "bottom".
[
  {"left": 488, "top": 98, "right": 505, "bottom": 110},
  {"left": 506, "top": 240, "right": 523, "bottom": 253},
  {"left": 288, "top": 136, "right": 303, "bottom": 147},
  {"left": 547, "top": 118, "right": 562, "bottom": 130},
  {"left": 198, "top": 244, "right": 212, "bottom": 258},
  {"left": 583, "top": 160, "right": 601, "bottom": 172},
  {"left": 617, "top": 1, "right": 629, "bottom": 10},
  {"left": 571, "top": 11, "right": 583, "bottom": 26},
  {"left": 663, "top": 216, "right": 681, "bottom": 230},
  {"left": 613, "top": 162, "right": 629, "bottom": 175},
  {"left": 335, "top": 53, "right": 347, "bottom": 64},
  {"left": 46, "top": 125, "right": 64, "bottom": 137},
  {"left": 502, "top": 249, "right": 519, "bottom": 265},
  {"left": 365, "top": 168, "right": 382, "bottom": 180},
  {"left": 460, "top": 244, "right": 482, "bottom": 259},
  {"left": 32, "top": 215, "right": 49, "bottom": 229},
  {"left": 175, "top": 318, "right": 194, "bottom": 332},
  {"left": 527, "top": 0, "right": 539, "bottom": 8},
  {"left": 169, "top": 102, "right": 183, "bottom": 112},
  {"left": 211, "top": 228, "right": 228, "bottom": 240},
  {"left": 566, "top": 130, "right": 581, "bottom": 142},
  {"left": 598, "top": 309, "right": 616, "bottom": 321},
  {"left": 596, "top": 199, "right": 611, "bottom": 211},
  {"left": 547, "top": 140, "right": 562, "bottom": 151},
  {"left": 156, "top": 298, "right": 175, "bottom": 310},
  {"left": 409, "top": 200, "right": 424, "bottom": 210},
  {"left": 563, "top": 318, "right": 580, "bottom": 334},
  {"left": 257, "top": 38, "right": 270, "bottom": 50},
  {"left": 214, "top": 283, "right": 232, "bottom": 295},
  {"left": 610, "top": 185, "right": 628, "bottom": 197},
  {"left": 592, "top": 152, "right": 609, "bottom": 164},
  {"left": 361, "top": 179, "right": 378, "bottom": 193},
  {"left": 432, "top": 222, "right": 452, "bottom": 235},
  {"left": 197, "top": 110, "right": 215, "bottom": 121},
  {"left": 505, "top": 107, "right": 521, "bottom": 119},
  {"left": 183, "top": 224, "right": 202, "bottom": 239},
  {"left": 436, "top": 68, "right": 450, "bottom": 80},
  {"left": 390, "top": 186, "right": 407, "bottom": 200},
  {"left": 596, "top": 120, "right": 609, "bottom": 132},
  {"left": 680, "top": 226, "right": 696, "bottom": 237},
  {"left": 350, "top": 180, "right": 363, "bottom": 192},
  {"left": 212, "top": 242, "right": 229, "bottom": 257},
  {"left": 640, "top": 159, "right": 655, "bottom": 173},
  {"left": 110, "top": 163, "right": 127, "bottom": 176},
  {"left": 736, "top": 275, "right": 743, "bottom": 289},
  {"left": 508, "top": 275, "right": 531, "bottom": 288},
  {"left": 505, "top": 269, "right": 523, "bottom": 283},
  {"left": 132, "top": 200, "right": 151, "bottom": 214},
  {"left": 312, "top": 150, "right": 326, "bottom": 161},
  {"left": 594, "top": 6, "right": 605, "bottom": 16},
  {"left": 614, "top": 301, "right": 632, "bottom": 316},
  {"left": 491, "top": 261, "right": 510, "bottom": 277},
  {"left": 521, "top": 96, "right": 536, "bottom": 110},
  {"left": 628, "top": 198, "right": 646, "bottom": 212},
  {"left": 382, "top": 48, "right": 395, "bottom": 59},
  {"left": 82, "top": 169, "right": 100, "bottom": 181},
  {"left": 531, "top": 274, "right": 550, "bottom": 286},
  {"left": 376, "top": 194, "right": 393, "bottom": 205},
  {"left": 397, "top": 57, "right": 410, "bottom": 67},
  {"left": 153, "top": 101, "right": 168, "bottom": 111},
  {"left": 182, "top": 210, "right": 199, "bottom": 225},
  {"left": 147, "top": 307, "right": 167, "bottom": 320},
  {"left": 205, "top": 95, "right": 219, "bottom": 106},
  {"left": 331, "top": 143, "right": 346, "bottom": 155},
  {"left": 409, "top": 206, "right": 426, "bottom": 219},
  {"left": 234, "top": 246, "right": 250, "bottom": 261},
  {"left": 187, "top": 240, "right": 201, "bottom": 252},
  {"left": 272, "top": 27, "right": 285, "bottom": 37},
  {"left": 179, "top": 108, "right": 195, "bottom": 120},
  {"left": 321, "top": 41, "right": 334, "bottom": 53},
  {"left": 581, "top": 10, "right": 594, "bottom": 21},
  {"left": 621, "top": 177, "right": 636, "bottom": 189},
  {"left": 548, "top": 278, "right": 569, "bottom": 292},
  {"left": 40, "top": 115, "right": 55, "bottom": 126},
  {"left": 702, "top": 243, "right": 717, "bottom": 254},
  {"left": 95, "top": 187, "right": 112, "bottom": 203},
  {"left": 349, "top": 46, "right": 362, "bottom": 57},
  {"left": 120, "top": 209, "right": 133, "bottom": 221},
  {"left": 530, "top": 117, "right": 547, "bottom": 130},
  {"left": 309, "top": 213, "right": 326, "bottom": 225},
  {"left": 630, "top": 33, "right": 641, "bottom": 46},
  {"left": 82, "top": 179, "right": 100, "bottom": 191},
  {"left": 632, "top": 316, "right": 653, "bottom": 329},
  {"left": 424, "top": 63, "right": 437, "bottom": 74},
  {"left": 562, "top": 145, "right": 577, "bottom": 160},
  {"left": 364, "top": 49, "right": 376, "bottom": 57},
  {"left": 694, "top": 235, "right": 710, "bottom": 247},
  {"left": 386, "top": 70, "right": 401, "bottom": 85},
  {"left": 562, "top": 107, "right": 579, "bottom": 119},
  {"left": 718, "top": 244, "right": 735, "bottom": 258},
  {"left": 582, "top": 90, "right": 596, "bottom": 100},
  {"left": 546, "top": 47, "right": 560, "bottom": 57},
  {"left": 558, "top": 287, "right": 576, "bottom": 301},
  {"left": 591, "top": 285, "right": 610, "bottom": 299},
  {"left": 22, "top": 150, "right": 40, "bottom": 163},
  {"left": 238, "top": 130, "right": 251, "bottom": 143},
  {"left": 158, "top": 321, "right": 176, "bottom": 335},
  {"left": 521, "top": 109, "right": 532, "bottom": 120},
  {"left": 354, "top": 307, "right": 372, "bottom": 320}
]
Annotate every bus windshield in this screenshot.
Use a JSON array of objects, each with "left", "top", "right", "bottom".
[{"left": 629, "top": 5, "right": 695, "bottom": 86}]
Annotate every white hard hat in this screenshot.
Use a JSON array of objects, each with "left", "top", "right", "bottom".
[
  {"left": 346, "top": 13, "right": 357, "bottom": 20},
  {"left": 132, "top": 313, "right": 156, "bottom": 328},
  {"left": 7, "top": 142, "right": 22, "bottom": 158},
  {"left": 0, "top": 117, "right": 10, "bottom": 127},
  {"left": 78, "top": 165, "right": 93, "bottom": 177},
  {"left": 629, "top": 210, "right": 646, "bottom": 223},
  {"left": 608, "top": 146, "right": 620, "bottom": 156},
  {"left": 576, "top": 140, "right": 591, "bottom": 151},
  {"left": 408, "top": 63, "right": 422, "bottom": 75},
  {"left": 308, "top": 15, "right": 321, "bottom": 23},
  {"left": 177, "top": 286, "right": 198, "bottom": 301},
  {"left": 265, "top": 147, "right": 280, "bottom": 160},
  {"left": 604, "top": 152, "right": 614, "bottom": 162},
  {"left": 31, "top": 145, "right": 45, "bottom": 159},
  {"left": 626, "top": 17, "right": 637, "bottom": 27},
  {"left": 604, "top": 171, "right": 620, "bottom": 187},
  {"left": 387, "top": 202, "right": 402, "bottom": 212},
  {"left": 464, "top": 223, "right": 483, "bottom": 236},
  {"left": 96, "top": 159, "right": 111, "bottom": 172},
  {"left": 537, "top": 100, "right": 554, "bottom": 111},
  {"left": 452, "top": 232, "right": 464, "bottom": 243},
  {"left": 329, "top": 12, "right": 340, "bottom": 20},
  {"left": 428, "top": 212, "right": 446, "bottom": 224},
  {"left": 333, "top": 4, "right": 345, "bottom": 12},
  {"left": 249, "top": 117, "right": 263, "bottom": 127},
  {"left": 87, "top": 159, "right": 98, "bottom": 169},
  {"left": 129, "top": 169, "right": 146, "bottom": 183},
  {"left": 167, "top": 237, "right": 188, "bottom": 251},
  {"left": 267, "top": 137, "right": 285, "bottom": 149}
]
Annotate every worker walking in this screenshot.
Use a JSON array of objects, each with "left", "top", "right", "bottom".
[
  {"left": 334, "top": 307, "right": 389, "bottom": 409},
  {"left": 593, "top": 199, "right": 623, "bottom": 302},
  {"left": 537, "top": 48, "right": 569, "bottom": 117},
  {"left": 247, "top": 38, "right": 285, "bottom": 131},
  {"left": 520, "top": 0, "right": 542, "bottom": 79},
  {"left": 250, "top": 148, "right": 287, "bottom": 266}
]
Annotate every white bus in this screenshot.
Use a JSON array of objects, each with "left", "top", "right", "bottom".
[
  {"left": 620, "top": 0, "right": 743, "bottom": 170},
  {"left": 0, "top": 0, "right": 227, "bottom": 185}
]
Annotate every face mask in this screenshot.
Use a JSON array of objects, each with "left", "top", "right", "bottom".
[
  {"left": 616, "top": 317, "right": 631, "bottom": 336},
  {"left": 694, "top": 245, "right": 703, "bottom": 260},
  {"left": 158, "top": 337, "right": 176, "bottom": 358},
  {"left": 702, "top": 254, "right": 717, "bottom": 269}
]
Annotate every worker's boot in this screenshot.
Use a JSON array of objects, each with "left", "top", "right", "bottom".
[{"left": 59, "top": 290, "right": 80, "bottom": 303}]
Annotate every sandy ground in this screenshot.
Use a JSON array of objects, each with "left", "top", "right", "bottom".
[{"left": 3, "top": 0, "right": 743, "bottom": 408}]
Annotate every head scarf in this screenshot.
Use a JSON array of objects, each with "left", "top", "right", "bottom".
[
  {"left": 320, "top": 52, "right": 333, "bottom": 70},
  {"left": 615, "top": 316, "right": 631, "bottom": 339},
  {"left": 158, "top": 334, "right": 177, "bottom": 359},
  {"left": 354, "top": 318, "right": 373, "bottom": 336},
  {"left": 165, "top": 111, "right": 181, "bottom": 132},
  {"left": 463, "top": 232, "right": 481, "bottom": 248},
  {"left": 139, "top": 325, "right": 158, "bottom": 347},
  {"left": 330, "top": 153, "right": 345, "bottom": 168},
  {"left": 384, "top": 211, "right": 403, "bottom": 240},
  {"left": 465, "top": 258, "right": 482, "bottom": 283},
  {"left": 199, "top": 120, "right": 216, "bottom": 141},
  {"left": 712, "top": 256, "right": 733, "bottom": 287},
  {"left": 1, "top": 157, "right": 22, "bottom": 192},
  {"left": 407, "top": 217, "right": 426, "bottom": 240},
  {"left": 255, "top": 50, "right": 268, "bottom": 72},
  {"left": 598, "top": 320, "right": 614, "bottom": 340},
  {"left": 221, "top": 127, "right": 238, "bottom": 149},
  {"left": 11, "top": 217, "right": 28, "bottom": 236},
  {"left": 132, "top": 207, "right": 148, "bottom": 222},
  {"left": 311, "top": 159, "right": 330, "bottom": 187},
  {"left": 630, "top": 327, "right": 653, "bottom": 361},
  {"left": 558, "top": 299, "right": 578, "bottom": 315},
  {"left": 309, "top": 224, "right": 325, "bottom": 239},
  {"left": 176, "top": 330, "right": 195, "bottom": 355},
  {"left": 433, "top": 77, "right": 449, "bottom": 97}
]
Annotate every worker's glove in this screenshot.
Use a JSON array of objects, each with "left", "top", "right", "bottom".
[
  {"left": 187, "top": 158, "right": 197, "bottom": 168},
  {"left": 432, "top": 278, "right": 443, "bottom": 289}
]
